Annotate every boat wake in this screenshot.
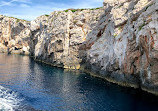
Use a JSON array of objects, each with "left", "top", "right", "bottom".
[{"left": 0, "top": 85, "right": 23, "bottom": 111}]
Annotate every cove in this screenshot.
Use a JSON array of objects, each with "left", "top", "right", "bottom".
[{"left": 0, "top": 53, "right": 158, "bottom": 111}]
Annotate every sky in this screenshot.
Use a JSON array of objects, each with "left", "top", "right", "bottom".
[{"left": 0, "top": 0, "right": 103, "bottom": 21}]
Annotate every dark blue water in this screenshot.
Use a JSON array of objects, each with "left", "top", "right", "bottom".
[{"left": 0, "top": 53, "right": 158, "bottom": 111}]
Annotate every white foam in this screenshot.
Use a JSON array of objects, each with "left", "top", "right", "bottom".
[{"left": 0, "top": 85, "right": 22, "bottom": 111}]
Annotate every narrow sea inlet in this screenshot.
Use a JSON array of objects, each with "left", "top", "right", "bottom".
[{"left": 0, "top": 53, "right": 158, "bottom": 111}]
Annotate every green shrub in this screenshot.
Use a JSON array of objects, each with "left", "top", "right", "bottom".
[
  {"left": 64, "top": 7, "right": 102, "bottom": 13},
  {"left": 65, "top": 10, "right": 69, "bottom": 12},
  {"left": 139, "top": 22, "right": 146, "bottom": 31},
  {"left": 71, "top": 9, "right": 77, "bottom": 12},
  {"left": 73, "top": 20, "right": 78, "bottom": 24},
  {"left": 80, "top": 9, "right": 85, "bottom": 11},
  {"left": 113, "top": 34, "right": 118, "bottom": 38},
  {"left": 44, "top": 14, "right": 49, "bottom": 17},
  {"left": 90, "top": 7, "right": 102, "bottom": 10},
  {"left": 16, "top": 19, "right": 20, "bottom": 23}
]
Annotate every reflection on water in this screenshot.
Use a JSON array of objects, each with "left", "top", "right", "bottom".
[{"left": 0, "top": 53, "right": 158, "bottom": 111}]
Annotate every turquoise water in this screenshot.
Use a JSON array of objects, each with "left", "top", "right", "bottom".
[{"left": 0, "top": 53, "right": 158, "bottom": 111}]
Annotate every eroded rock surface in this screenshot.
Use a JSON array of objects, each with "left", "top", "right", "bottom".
[
  {"left": 0, "top": 15, "right": 30, "bottom": 55},
  {"left": 0, "top": 8, "right": 103, "bottom": 69},
  {"left": 80, "top": 0, "right": 158, "bottom": 94},
  {"left": 29, "top": 9, "right": 103, "bottom": 69}
]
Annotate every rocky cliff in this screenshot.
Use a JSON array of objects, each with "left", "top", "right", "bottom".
[
  {"left": 80, "top": 0, "right": 158, "bottom": 94},
  {"left": 0, "top": 15, "right": 30, "bottom": 55},
  {"left": 0, "top": 8, "right": 103, "bottom": 69},
  {"left": 29, "top": 9, "right": 103, "bottom": 69},
  {"left": 0, "top": 0, "right": 158, "bottom": 95}
]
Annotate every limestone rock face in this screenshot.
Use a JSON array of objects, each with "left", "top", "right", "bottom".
[
  {"left": 29, "top": 9, "right": 103, "bottom": 69},
  {"left": 0, "top": 9, "right": 103, "bottom": 69},
  {"left": 0, "top": 15, "right": 30, "bottom": 55},
  {"left": 80, "top": 0, "right": 158, "bottom": 94}
]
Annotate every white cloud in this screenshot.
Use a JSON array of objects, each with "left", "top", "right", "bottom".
[
  {"left": 20, "top": 4, "right": 30, "bottom": 8},
  {"left": 12, "top": 0, "right": 31, "bottom": 4},
  {"left": 0, "top": 0, "right": 31, "bottom": 7},
  {"left": 0, "top": 1, "right": 14, "bottom": 7}
]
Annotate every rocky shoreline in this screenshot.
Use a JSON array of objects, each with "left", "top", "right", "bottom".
[
  {"left": 0, "top": 0, "right": 158, "bottom": 95},
  {"left": 81, "top": 65, "right": 158, "bottom": 96}
]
